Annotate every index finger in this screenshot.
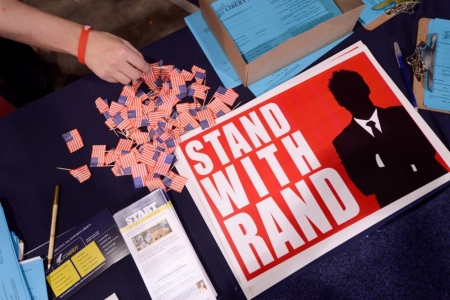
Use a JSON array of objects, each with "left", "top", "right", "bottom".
[{"left": 121, "top": 42, "right": 150, "bottom": 74}]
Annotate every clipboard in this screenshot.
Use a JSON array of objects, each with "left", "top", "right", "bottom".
[{"left": 411, "top": 18, "right": 450, "bottom": 114}]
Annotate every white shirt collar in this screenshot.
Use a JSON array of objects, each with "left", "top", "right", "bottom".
[{"left": 354, "top": 109, "right": 381, "bottom": 136}]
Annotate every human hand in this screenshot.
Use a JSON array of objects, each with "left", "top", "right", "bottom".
[{"left": 84, "top": 30, "right": 150, "bottom": 84}]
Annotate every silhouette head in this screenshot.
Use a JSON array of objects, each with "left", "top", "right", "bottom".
[{"left": 328, "top": 70, "right": 375, "bottom": 119}]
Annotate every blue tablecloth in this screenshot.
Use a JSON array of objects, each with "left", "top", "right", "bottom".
[{"left": 1, "top": 2, "right": 449, "bottom": 299}]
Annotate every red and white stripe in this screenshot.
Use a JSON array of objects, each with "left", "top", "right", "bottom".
[
  {"left": 208, "top": 98, "right": 231, "bottom": 117},
  {"left": 70, "top": 165, "right": 91, "bottom": 183},
  {"left": 152, "top": 152, "right": 170, "bottom": 176},
  {"left": 115, "top": 139, "right": 134, "bottom": 154},
  {"left": 145, "top": 178, "right": 166, "bottom": 192},
  {"left": 65, "top": 129, "right": 84, "bottom": 153},
  {"left": 119, "top": 152, "right": 138, "bottom": 168},
  {"left": 165, "top": 171, "right": 188, "bottom": 193},
  {"left": 95, "top": 97, "right": 109, "bottom": 114},
  {"left": 109, "top": 101, "right": 126, "bottom": 117},
  {"left": 91, "top": 145, "right": 106, "bottom": 167},
  {"left": 197, "top": 109, "right": 215, "bottom": 128},
  {"left": 131, "top": 164, "right": 148, "bottom": 180}
]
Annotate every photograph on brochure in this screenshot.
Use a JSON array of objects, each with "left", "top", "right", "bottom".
[{"left": 175, "top": 42, "right": 450, "bottom": 299}]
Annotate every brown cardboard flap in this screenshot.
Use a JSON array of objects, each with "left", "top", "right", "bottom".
[
  {"left": 199, "top": 0, "right": 248, "bottom": 83},
  {"left": 199, "top": 0, "right": 364, "bottom": 86},
  {"left": 247, "top": 2, "right": 364, "bottom": 84},
  {"left": 334, "top": 0, "right": 365, "bottom": 12}
]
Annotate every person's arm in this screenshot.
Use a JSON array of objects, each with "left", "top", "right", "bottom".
[{"left": 0, "top": 0, "right": 150, "bottom": 84}]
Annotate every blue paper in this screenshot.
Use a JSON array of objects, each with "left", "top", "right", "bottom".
[
  {"left": 211, "top": 0, "right": 342, "bottom": 63},
  {"left": 185, "top": 11, "right": 351, "bottom": 97},
  {"left": 20, "top": 257, "right": 47, "bottom": 300},
  {"left": 423, "top": 18, "right": 450, "bottom": 111},
  {"left": 358, "top": 0, "right": 386, "bottom": 26},
  {"left": 0, "top": 204, "right": 32, "bottom": 299}
]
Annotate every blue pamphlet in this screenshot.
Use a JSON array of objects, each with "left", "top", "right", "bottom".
[
  {"left": 20, "top": 257, "right": 47, "bottom": 300},
  {"left": 359, "top": 0, "right": 385, "bottom": 26},
  {"left": 0, "top": 203, "right": 32, "bottom": 299}
]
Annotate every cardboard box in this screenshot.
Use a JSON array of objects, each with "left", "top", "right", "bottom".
[{"left": 199, "top": 0, "right": 365, "bottom": 86}]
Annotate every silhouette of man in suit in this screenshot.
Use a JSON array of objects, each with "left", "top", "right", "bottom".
[{"left": 329, "top": 70, "right": 447, "bottom": 208}]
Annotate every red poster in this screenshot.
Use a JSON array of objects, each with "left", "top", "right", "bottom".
[{"left": 176, "top": 43, "right": 450, "bottom": 299}]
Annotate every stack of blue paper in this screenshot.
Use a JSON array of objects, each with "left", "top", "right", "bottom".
[{"left": 0, "top": 203, "right": 47, "bottom": 300}]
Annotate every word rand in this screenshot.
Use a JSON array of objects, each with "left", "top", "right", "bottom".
[{"left": 184, "top": 102, "right": 360, "bottom": 276}]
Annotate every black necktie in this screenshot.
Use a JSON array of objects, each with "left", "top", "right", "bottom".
[{"left": 366, "top": 120, "right": 382, "bottom": 138}]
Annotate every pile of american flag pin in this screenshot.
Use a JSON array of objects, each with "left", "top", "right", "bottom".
[{"left": 60, "top": 61, "right": 239, "bottom": 193}]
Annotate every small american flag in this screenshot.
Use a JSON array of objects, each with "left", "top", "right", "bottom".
[
  {"left": 136, "top": 89, "right": 148, "bottom": 102},
  {"left": 115, "top": 139, "right": 134, "bottom": 154},
  {"left": 148, "top": 111, "right": 165, "bottom": 127},
  {"left": 138, "top": 147, "right": 156, "bottom": 169},
  {"left": 95, "top": 97, "right": 109, "bottom": 114},
  {"left": 105, "top": 150, "right": 119, "bottom": 165},
  {"left": 131, "top": 164, "right": 148, "bottom": 189},
  {"left": 70, "top": 165, "right": 91, "bottom": 183},
  {"left": 180, "top": 69, "right": 194, "bottom": 81},
  {"left": 152, "top": 152, "right": 174, "bottom": 177},
  {"left": 109, "top": 101, "right": 126, "bottom": 117},
  {"left": 192, "top": 65, "right": 206, "bottom": 84},
  {"left": 213, "top": 86, "right": 238, "bottom": 106},
  {"left": 208, "top": 98, "right": 231, "bottom": 118},
  {"left": 197, "top": 108, "right": 215, "bottom": 130},
  {"left": 131, "top": 79, "right": 142, "bottom": 93},
  {"left": 62, "top": 129, "right": 84, "bottom": 153},
  {"left": 130, "top": 131, "right": 149, "bottom": 145},
  {"left": 121, "top": 85, "right": 136, "bottom": 99},
  {"left": 142, "top": 70, "right": 158, "bottom": 92},
  {"left": 178, "top": 112, "right": 199, "bottom": 131},
  {"left": 163, "top": 171, "right": 188, "bottom": 193},
  {"left": 104, "top": 118, "right": 116, "bottom": 130},
  {"left": 111, "top": 164, "right": 124, "bottom": 177},
  {"left": 119, "top": 152, "right": 138, "bottom": 168},
  {"left": 90, "top": 145, "right": 106, "bottom": 167},
  {"left": 145, "top": 178, "right": 166, "bottom": 192}
]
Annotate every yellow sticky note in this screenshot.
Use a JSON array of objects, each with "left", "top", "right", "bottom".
[
  {"left": 71, "top": 241, "right": 105, "bottom": 277},
  {"left": 46, "top": 260, "right": 81, "bottom": 297}
]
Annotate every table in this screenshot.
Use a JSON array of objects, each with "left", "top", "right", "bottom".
[{"left": 1, "top": 2, "right": 450, "bottom": 299}]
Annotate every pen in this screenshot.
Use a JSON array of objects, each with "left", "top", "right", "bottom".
[
  {"left": 394, "top": 42, "right": 418, "bottom": 111},
  {"left": 47, "top": 185, "right": 60, "bottom": 269}
]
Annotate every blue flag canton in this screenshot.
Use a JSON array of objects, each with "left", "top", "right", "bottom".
[
  {"left": 118, "top": 95, "right": 128, "bottom": 105},
  {"left": 194, "top": 71, "right": 206, "bottom": 80},
  {"left": 200, "top": 119, "right": 211, "bottom": 130},
  {"left": 164, "top": 154, "right": 176, "bottom": 165},
  {"left": 133, "top": 176, "right": 145, "bottom": 189},
  {"left": 128, "top": 110, "right": 137, "bottom": 119},
  {"left": 113, "top": 113, "right": 125, "bottom": 126},
  {"left": 184, "top": 123, "right": 195, "bottom": 131},
  {"left": 90, "top": 157, "right": 99, "bottom": 167},
  {"left": 165, "top": 138, "right": 176, "bottom": 148},
  {"left": 121, "top": 166, "right": 132, "bottom": 176},
  {"left": 163, "top": 176, "right": 172, "bottom": 188},
  {"left": 155, "top": 96, "right": 164, "bottom": 106},
  {"left": 136, "top": 90, "right": 146, "bottom": 98},
  {"left": 62, "top": 132, "right": 74, "bottom": 142},
  {"left": 216, "top": 86, "right": 227, "bottom": 95}
]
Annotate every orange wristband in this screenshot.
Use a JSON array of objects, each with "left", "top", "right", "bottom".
[{"left": 77, "top": 25, "right": 93, "bottom": 65}]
